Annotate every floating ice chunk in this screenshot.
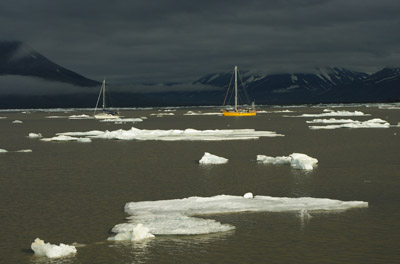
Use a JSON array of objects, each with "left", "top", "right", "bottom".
[
  {"left": 306, "top": 118, "right": 356, "bottom": 124},
  {"left": 46, "top": 115, "right": 67, "bottom": 119},
  {"left": 12, "top": 120, "right": 23, "bottom": 123},
  {"left": 289, "top": 153, "right": 318, "bottom": 170},
  {"left": 150, "top": 113, "right": 175, "bottom": 117},
  {"left": 68, "top": 114, "right": 93, "bottom": 119},
  {"left": 257, "top": 155, "right": 291, "bottom": 165},
  {"left": 184, "top": 111, "right": 222, "bottom": 116},
  {"left": 17, "top": 149, "right": 32, "bottom": 152},
  {"left": 243, "top": 192, "right": 254, "bottom": 199},
  {"left": 56, "top": 127, "right": 283, "bottom": 141},
  {"left": 292, "top": 110, "right": 368, "bottom": 118},
  {"left": 199, "top": 152, "right": 228, "bottom": 164},
  {"left": 257, "top": 153, "right": 318, "bottom": 170},
  {"left": 31, "top": 238, "right": 77, "bottom": 258},
  {"left": 0, "top": 116, "right": 7, "bottom": 119},
  {"left": 0, "top": 149, "right": 8, "bottom": 153},
  {"left": 108, "top": 224, "right": 155, "bottom": 241},
  {"left": 110, "top": 194, "right": 368, "bottom": 237},
  {"left": 28, "top": 133, "right": 42, "bottom": 138},
  {"left": 41, "top": 135, "right": 91, "bottom": 143},
  {"left": 100, "top": 118, "right": 143, "bottom": 123},
  {"left": 309, "top": 118, "right": 390, "bottom": 129}
]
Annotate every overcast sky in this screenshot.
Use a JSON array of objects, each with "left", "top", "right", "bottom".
[{"left": 1, "top": 0, "right": 400, "bottom": 84}]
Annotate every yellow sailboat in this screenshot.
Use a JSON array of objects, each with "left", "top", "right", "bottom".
[{"left": 221, "top": 66, "right": 256, "bottom": 116}]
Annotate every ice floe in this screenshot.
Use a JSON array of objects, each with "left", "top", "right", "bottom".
[
  {"left": 46, "top": 115, "right": 68, "bottom": 119},
  {"left": 108, "top": 224, "right": 155, "bottom": 242},
  {"left": 199, "top": 152, "right": 228, "bottom": 164},
  {"left": 257, "top": 153, "right": 318, "bottom": 170},
  {"left": 0, "top": 116, "right": 6, "bottom": 119},
  {"left": 150, "top": 113, "right": 175, "bottom": 117},
  {"left": 40, "top": 135, "right": 92, "bottom": 143},
  {"left": 52, "top": 127, "right": 283, "bottom": 141},
  {"left": 110, "top": 194, "right": 368, "bottom": 237},
  {"left": 12, "top": 120, "right": 23, "bottom": 123},
  {"left": 306, "top": 118, "right": 356, "bottom": 124},
  {"left": 31, "top": 238, "right": 77, "bottom": 258},
  {"left": 68, "top": 114, "right": 93, "bottom": 119},
  {"left": 28, "top": 133, "right": 42, "bottom": 138},
  {"left": 0, "top": 149, "right": 32, "bottom": 153},
  {"left": 290, "top": 110, "right": 368, "bottom": 118},
  {"left": 309, "top": 118, "right": 390, "bottom": 129},
  {"left": 100, "top": 118, "right": 143, "bottom": 123},
  {"left": 17, "top": 149, "right": 32, "bottom": 152},
  {"left": 184, "top": 111, "right": 222, "bottom": 116}
]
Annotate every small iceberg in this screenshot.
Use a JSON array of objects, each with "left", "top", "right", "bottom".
[
  {"left": 31, "top": 238, "right": 77, "bottom": 259},
  {"left": 12, "top": 120, "right": 23, "bottom": 123},
  {"left": 28, "top": 133, "right": 42, "bottom": 138},
  {"left": 0, "top": 149, "right": 8, "bottom": 153},
  {"left": 257, "top": 153, "right": 318, "bottom": 170},
  {"left": 199, "top": 152, "right": 228, "bottom": 164},
  {"left": 108, "top": 224, "right": 155, "bottom": 241}
]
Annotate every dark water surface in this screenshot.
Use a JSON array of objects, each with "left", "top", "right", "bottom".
[{"left": 0, "top": 105, "right": 399, "bottom": 263}]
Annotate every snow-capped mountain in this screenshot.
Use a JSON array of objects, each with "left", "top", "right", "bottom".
[
  {"left": 0, "top": 41, "right": 99, "bottom": 87},
  {"left": 193, "top": 67, "right": 372, "bottom": 104}
]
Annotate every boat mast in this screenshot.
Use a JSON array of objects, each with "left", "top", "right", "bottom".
[
  {"left": 234, "top": 66, "right": 238, "bottom": 112},
  {"left": 102, "top": 79, "right": 106, "bottom": 110}
]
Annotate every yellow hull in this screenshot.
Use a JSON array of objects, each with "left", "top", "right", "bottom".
[{"left": 222, "top": 110, "right": 257, "bottom": 116}]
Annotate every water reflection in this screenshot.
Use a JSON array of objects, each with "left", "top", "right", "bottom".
[{"left": 289, "top": 168, "right": 314, "bottom": 197}]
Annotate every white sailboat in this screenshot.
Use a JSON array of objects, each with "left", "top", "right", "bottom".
[
  {"left": 221, "top": 66, "right": 256, "bottom": 116},
  {"left": 94, "top": 79, "right": 120, "bottom": 119}
]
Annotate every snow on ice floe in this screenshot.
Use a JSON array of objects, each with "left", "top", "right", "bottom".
[
  {"left": 199, "top": 152, "right": 228, "bottom": 164},
  {"left": 309, "top": 118, "right": 390, "bottom": 129},
  {"left": 257, "top": 153, "right": 318, "bottom": 170},
  {"left": 28, "top": 133, "right": 42, "bottom": 138},
  {"left": 109, "top": 194, "right": 368, "bottom": 238},
  {"left": 52, "top": 127, "right": 283, "bottom": 141},
  {"left": 31, "top": 238, "right": 77, "bottom": 258}
]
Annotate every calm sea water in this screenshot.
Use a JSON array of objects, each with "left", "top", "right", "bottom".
[{"left": 0, "top": 105, "right": 399, "bottom": 264}]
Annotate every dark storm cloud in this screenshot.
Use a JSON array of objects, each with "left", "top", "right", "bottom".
[{"left": 1, "top": 0, "right": 400, "bottom": 90}]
